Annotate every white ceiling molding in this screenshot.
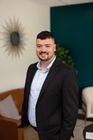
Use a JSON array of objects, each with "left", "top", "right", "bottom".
[
  {"left": 60, "top": 0, "right": 93, "bottom": 5},
  {"left": 30, "top": 0, "right": 65, "bottom": 6},
  {"left": 31, "top": 0, "right": 93, "bottom": 6}
]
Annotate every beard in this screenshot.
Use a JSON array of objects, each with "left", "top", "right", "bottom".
[
  {"left": 38, "top": 56, "right": 49, "bottom": 61},
  {"left": 37, "top": 51, "right": 55, "bottom": 63},
  {"left": 37, "top": 52, "right": 49, "bottom": 61}
]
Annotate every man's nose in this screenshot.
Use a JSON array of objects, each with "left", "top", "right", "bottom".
[{"left": 41, "top": 46, "right": 47, "bottom": 51}]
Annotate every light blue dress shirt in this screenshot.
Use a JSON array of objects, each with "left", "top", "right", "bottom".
[{"left": 28, "top": 57, "right": 56, "bottom": 127}]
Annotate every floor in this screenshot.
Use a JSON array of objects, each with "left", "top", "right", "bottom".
[{"left": 71, "top": 118, "right": 92, "bottom": 140}]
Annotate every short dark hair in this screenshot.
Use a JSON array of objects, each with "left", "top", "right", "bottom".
[{"left": 36, "top": 31, "right": 55, "bottom": 41}]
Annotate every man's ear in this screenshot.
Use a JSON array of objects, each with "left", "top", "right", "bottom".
[{"left": 54, "top": 44, "right": 56, "bottom": 52}]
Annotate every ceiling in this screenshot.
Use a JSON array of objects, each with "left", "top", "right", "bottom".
[{"left": 32, "top": 0, "right": 93, "bottom": 6}]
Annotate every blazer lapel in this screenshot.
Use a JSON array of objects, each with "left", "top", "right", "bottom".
[
  {"left": 37, "top": 59, "right": 61, "bottom": 100},
  {"left": 27, "top": 64, "right": 38, "bottom": 92}
]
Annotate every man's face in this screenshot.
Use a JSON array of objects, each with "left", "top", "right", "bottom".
[{"left": 36, "top": 38, "right": 56, "bottom": 62}]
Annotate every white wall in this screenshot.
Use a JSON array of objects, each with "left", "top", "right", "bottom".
[{"left": 0, "top": 0, "right": 50, "bottom": 92}]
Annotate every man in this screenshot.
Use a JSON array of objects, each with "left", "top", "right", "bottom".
[{"left": 21, "top": 31, "right": 79, "bottom": 140}]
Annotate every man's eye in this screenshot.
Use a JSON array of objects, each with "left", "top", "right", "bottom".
[
  {"left": 46, "top": 45, "right": 50, "bottom": 48},
  {"left": 37, "top": 45, "right": 41, "bottom": 48}
]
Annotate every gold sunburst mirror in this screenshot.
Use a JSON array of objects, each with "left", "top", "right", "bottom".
[{"left": 2, "top": 18, "right": 26, "bottom": 57}]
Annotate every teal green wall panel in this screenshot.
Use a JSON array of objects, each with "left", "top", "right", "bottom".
[{"left": 51, "top": 3, "right": 93, "bottom": 87}]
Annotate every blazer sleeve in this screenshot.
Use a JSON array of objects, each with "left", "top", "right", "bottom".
[{"left": 60, "top": 68, "right": 79, "bottom": 140}]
